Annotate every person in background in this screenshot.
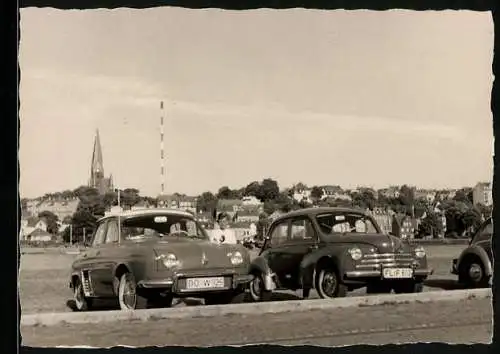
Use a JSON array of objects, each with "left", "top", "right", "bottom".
[{"left": 211, "top": 212, "right": 237, "bottom": 244}]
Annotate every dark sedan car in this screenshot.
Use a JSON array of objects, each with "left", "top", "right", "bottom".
[
  {"left": 451, "top": 217, "right": 493, "bottom": 288},
  {"left": 247, "top": 207, "right": 433, "bottom": 301},
  {"left": 69, "top": 209, "right": 253, "bottom": 311}
]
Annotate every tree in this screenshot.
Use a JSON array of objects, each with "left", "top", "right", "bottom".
[
  {"left": 418, "top": 211, "right": 443, "bottom": 238},
  {"left": 62, "top": 215, "right": 73, "bottom": 224},
  {"left": 244, "top": 181, "right": 261, "bottom": 197},
  {"left": 120, "top": 188, "right": 141, "bottom": 208},
  {"left": 310, "top": 186, "right": 324, "bottom": 203},
  {"left": 73, "top": 186, "right": 99, "bottom": 199},
  {"left": 274, "top": 192, "right": 295, "bottom": 213},
  {"left": 217, "top": 186, "right": 237, "bottom": 200},
  {"left": 453, "top": 188, "right": 473, "bottom": 205},
  {"left": 197, "top": 192, "right": 217, "bottom": 213},
  {"left": 38, "top": 210, "right": 59, "bottom": 234},
  {"left": 256, "top": 178, "right": 280, "bottom": 202},
  {"left": 21, "top": 198, "right": 28, "bottom": 211},
  {"left": 352, "top": 188, "right": 376, "bottom": 210},
  {"left": 294, "top": 182, "right": 307, "bottom": 192}
]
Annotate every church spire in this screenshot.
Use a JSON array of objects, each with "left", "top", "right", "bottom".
[{"left": 91, "top": 129, "right": 104, "bottom": 175}]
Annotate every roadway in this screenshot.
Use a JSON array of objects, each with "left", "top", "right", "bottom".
[{"left": 21, "top": 296, "right": 492, "bottom": 347}]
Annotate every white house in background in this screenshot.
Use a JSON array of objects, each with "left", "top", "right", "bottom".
[
  {"left": 241, "top": 196, "right": 262, "bottom": 206},
  {"left": 293, "top": 189, "right": 312, "bottom": 204},
  {"left": 472, "top": 182, "right": 492, "bottom": 206}
]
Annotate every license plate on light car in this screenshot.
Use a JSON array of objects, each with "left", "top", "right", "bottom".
[
  {"left": 382, "top": 268, "right": 413, "bottom": 279},
  {"left": 185, "top": 277, "right": 226, "bottom": 290}
]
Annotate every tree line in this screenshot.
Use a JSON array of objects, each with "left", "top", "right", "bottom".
[{"left": 24, "top": 180, "right": 491, "bottom": 243}]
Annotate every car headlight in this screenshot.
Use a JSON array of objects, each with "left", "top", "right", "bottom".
[
  {"left": 156, "top": 253, "right": 181, "bottom": 269},
  {"left": 414, "top": 246, "right": 426, "bottom": 258},
  {"left": 227, "top": 251, "right": 243, "bottom": 265},
  {"left": 348, "top": 247, "right": 363, "bottom": 261}
]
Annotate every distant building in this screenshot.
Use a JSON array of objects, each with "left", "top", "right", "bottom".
[
  {"left": 472, "top": 182, "right": 492, "bottom": 206},
  {"left": 241, "top": 196, "right": 261, "bottom": 206},
  {"left": 88, "top": 129, "right": 114, "bottom": 195}
]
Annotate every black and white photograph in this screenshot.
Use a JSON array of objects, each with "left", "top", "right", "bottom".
[{"left": 19, "top": 7, "right": 494, "bottom": 347}]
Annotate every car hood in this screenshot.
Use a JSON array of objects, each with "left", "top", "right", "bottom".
[
  {"left": 151, "top": 237, "right": 245, "bottom": 269},
  {"left": 324, "top": 233, "right": 411, "bottom": 253}
]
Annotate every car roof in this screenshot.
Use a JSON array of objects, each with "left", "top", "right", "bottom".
[
  {"left": 97, "top": 208, "right": 194, "bottom": 223},
  {"left": 271, "top": 207, "right": 368, "bottom": 224}
]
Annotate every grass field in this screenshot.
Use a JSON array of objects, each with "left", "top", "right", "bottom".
[{"left": 19, "top": 245, "right": 466, "bottom": 315}]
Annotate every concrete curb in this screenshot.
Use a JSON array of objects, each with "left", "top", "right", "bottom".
[{"left": 21, "top": 288, "right": 491, "bottom": 327}]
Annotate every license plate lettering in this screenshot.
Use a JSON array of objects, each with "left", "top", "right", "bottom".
[
  {"left": 382, "top": 268, "right": 413, "bottom": 279},
  {"left": 185, "top": 277, "right": 226, "bottom": 290}
]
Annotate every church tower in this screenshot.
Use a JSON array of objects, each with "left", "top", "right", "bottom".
[{"left": 89, "top": 129, "right": 113, "bottom": 194}]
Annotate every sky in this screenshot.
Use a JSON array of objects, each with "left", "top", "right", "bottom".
[{"left": 19, "top": 8, "right": 494, "bottom": 198}]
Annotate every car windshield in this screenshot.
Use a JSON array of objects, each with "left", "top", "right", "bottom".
[
  {"left": 121, "top": 214, "right": 208, "bottom": 241},
  {"left": 315, "top": 212, "right": 379, "bottom": 234}
]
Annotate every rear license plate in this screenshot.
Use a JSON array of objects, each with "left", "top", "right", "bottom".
[
  {"left": 185, "top": 277, "right": 226, "bottom": 290},
  {"left": 382, "top": 268, "right": 413, "bottom": 279}
]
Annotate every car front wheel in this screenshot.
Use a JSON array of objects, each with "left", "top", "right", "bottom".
[
  {"left": 73, "top": 279, "right": 93, "bottom": 311},
  {"left": 315, "top": 267, "right": 347, "bottom": 299},
  {"left": 118, "top": 273, "right": 148, "bottom": 310},
  {"left": 460, "top": 259, "right": 489, "bottom": 288},
  {"left": 248, "top": 273, "right": 272, "bottom": 302}
]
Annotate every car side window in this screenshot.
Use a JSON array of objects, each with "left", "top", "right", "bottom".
[
  {"left": 290, "top": 218, "right": 316, "bottom": 242},
  {"left": 105, "top": 219, "right": 120, "bottom": 244},
  {"left": 92, "top": 222, "right": 108, "bottom": 247},
  {"left": 270, "top": 222, "right": 289, "bottom": 246}
]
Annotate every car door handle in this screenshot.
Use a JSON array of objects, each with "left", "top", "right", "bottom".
[{"left": 308, "top": 245, "right": 318, "bottom": 251}]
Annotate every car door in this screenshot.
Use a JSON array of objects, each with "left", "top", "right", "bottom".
[
  {"left": 262, "top": 219, "right": 291, "bottom": 288},
  {"left": 283, "top": 217, "right": 320, "bottom": 287},
  {"left": 91, "top": 217, "right": 122, "bottom": 297}
]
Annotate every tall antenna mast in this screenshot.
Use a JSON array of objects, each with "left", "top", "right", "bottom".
[{"left": 160, "top": 101, "right": 166, "bottom": 199}]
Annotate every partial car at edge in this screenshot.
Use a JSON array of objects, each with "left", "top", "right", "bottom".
[{"left": 451, "top": 217, "right": 493, "bottom": 288}]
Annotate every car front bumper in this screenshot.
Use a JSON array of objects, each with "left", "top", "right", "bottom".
[
  {"left": 137, "top": 271, "right": 253, "bottom": 294},
  {"left": 344, "top": 267, "right": 433, "bottom": 280}
]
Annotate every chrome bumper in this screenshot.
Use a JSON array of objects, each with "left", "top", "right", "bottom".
[
  {"left": 345, "top": 268, "right": 433, "bottom": 278},
  {"left": 137, "top": 274, "right": 253, "bottom": 290}
]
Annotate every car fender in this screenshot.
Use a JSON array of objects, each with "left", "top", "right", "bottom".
[
  {"left": 458, "top": 246, "right": 492, "bottom": 276},
  {"left": 111, "top": 262, "right": 134, "bottom": 294},
  {"left": 249, "top": 255, "right": 272, "bottom": 275},
  {"left": 299, "top": 247, "right": 346, "bottom": 289}
]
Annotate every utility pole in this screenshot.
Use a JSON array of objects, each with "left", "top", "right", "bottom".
[{"left": 69, "top": 224, "right": 73, "bottom": 246}]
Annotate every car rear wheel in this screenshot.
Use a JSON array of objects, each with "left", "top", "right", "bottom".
[
  {"left": 73, "top": 279, "right": 93, "bottom": 311},
  {"left": 460, "top": 259, "right": 489, "bottom": 288},
  {"left": 315, "top": 267, "right": 347, "bottom": 299},
  {"left": 118, "top": 273, "right": 148, "bottom": 310},
  {"left": 249, "top": 273, "right": 272, "bottom": 302}
]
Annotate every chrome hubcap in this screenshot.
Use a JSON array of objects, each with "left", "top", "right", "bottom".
[
  {"left": 321, "top": 272, "right": 337, "bottom": 297},
  {"left": 121, "top": 278, "right": 136, "bottom": 309},
  {"left": 251, "top": 276, "right": 262, "bottom": 297},
  {"left": 469, "top": 263, "right": 483, "bottom": 281},
  {"left": 74, "top": 284, "right": 84, "bottom": 307}
]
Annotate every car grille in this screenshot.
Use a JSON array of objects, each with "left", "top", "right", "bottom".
[
  {"left": 81, "top": 270, "right": 94, "bottom": 297},
  {"left": 356, "top": 252, "right": 415, "bottom": 270}
]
